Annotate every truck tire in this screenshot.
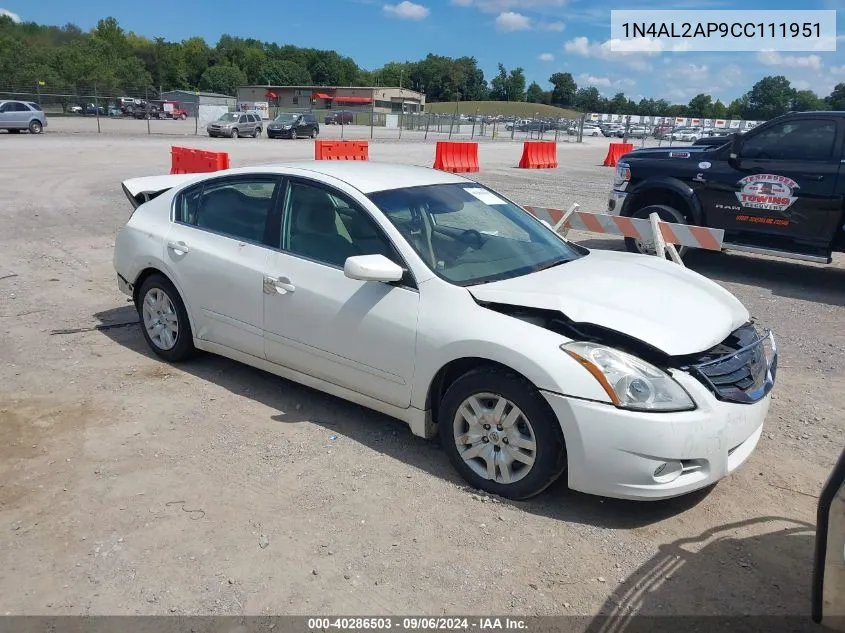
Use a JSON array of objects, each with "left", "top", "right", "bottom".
[{"left": 624, "top": 204, "right": 689, "bottom": 259}]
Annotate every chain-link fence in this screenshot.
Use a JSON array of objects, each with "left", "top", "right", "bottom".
[{"left": 2, "top": 81, "right": 626, "bottom": 144}]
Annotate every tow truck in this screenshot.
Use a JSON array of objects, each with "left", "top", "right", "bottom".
[{"left": 608, "top": 111, "right": 845, "bottom": 264}]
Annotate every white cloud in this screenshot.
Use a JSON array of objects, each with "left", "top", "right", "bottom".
[
  {"left": 576, "top": 74, "right": 635, "bottom": 89},
  {"left": 0, "top": 8, "right": 21, "bottom": 22},
  {"left": 564, "top": 36, "right": 657, "bottom": 71},
  {"left": 382, "top": 1, "right": 430, "bottom": 19},
  {"left": 450, "top": 0, "right": 566, "bottom": 12},
  {"left": 495, "top": 11, "right": 530, "bottom": 31},
  {"left": 538, "top": 52, "right": 555, "bottom": 61},
  {"left": 756, "top": 51, "right": 823, "bottom": 70},
  {"left": 540, "top": 21, "right": 565, "bottom": 31}
]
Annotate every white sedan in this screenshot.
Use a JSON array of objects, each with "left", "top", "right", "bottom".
[{"left": 114, "top": 162, "right": 777, "bottom": 501}]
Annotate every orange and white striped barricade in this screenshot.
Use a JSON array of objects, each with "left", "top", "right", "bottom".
[{"left": 523, "top": 206, "right": 724, "bottom": 267}]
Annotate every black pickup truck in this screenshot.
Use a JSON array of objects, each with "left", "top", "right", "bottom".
[{"left": 608, "top": 111, "right": 845, "bottom": 264}]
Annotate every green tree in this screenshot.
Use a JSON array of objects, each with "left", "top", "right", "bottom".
[
  {"left": 745, "top": 75, "right": 795, "bottom": 119},
  {"left": 711, "top": 99, "right": 727, "bottom": 118},
  {"left": 489, "top": 63, "right": 509, "bottom": 101},
  {"left": 608, "top": 92, "right": 627, "bottom": 114},
  {"left": 573, "top": 86, "right": 602, "bottom": 111},
  {"left": 259, "top": 60, "right": 311, "bottom": 85},
  {"left": 507, "top": 67, "right": 526, "bottom": 102},
  {"left": 726, "top": 96, "right": 748, "bottom": 119},
  {"left": 791, "top": 89, "right": 824, "bottom": 112},
  {"left": 687, "top": 93, "right": 713, "bottom": 118},
  {"left": 828, "top": 83, "right": 845, "bottom": 110},
  {"left": 526, "top": 81, "right": 544, "bottom": 103},
  {"left": 548, "top": 72, "right": 576, "bottom": 106},
  {"left": 199, "top": 64, "right": 247, "bottom": 95}
]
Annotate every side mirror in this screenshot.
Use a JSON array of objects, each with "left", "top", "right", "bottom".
[
  {"left": 344, "top": 254, "right": 404, "bottom": 283},
  {"left": 813, "top": 447, "right": 845, "bottom": 631}
]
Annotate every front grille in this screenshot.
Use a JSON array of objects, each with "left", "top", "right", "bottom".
[{"left": 680, "top": 324, "right": 777, "bottom": 404}]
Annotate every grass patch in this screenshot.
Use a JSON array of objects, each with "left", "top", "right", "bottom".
[{"left": 425, "top": 101, "right": 581, "bottom": 119}]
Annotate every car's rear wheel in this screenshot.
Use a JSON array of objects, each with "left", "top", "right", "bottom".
[
  {"left": 29, "top": 120, "right": 43, "bottom": 134},
  {"left": 624, "top": 204, "right": 689, "bottom": 259},
  {"left": 311, "top": 128, "right": 318, "bottom": 138},
  {"left": 231, "top": 128, "right": 239, "bottom": 139},
  {"left": 137, "top": 274, "right": 196, "bottom": 363},
  {"left": 439, "top": 367, "right": 567, "bottom": 500}
]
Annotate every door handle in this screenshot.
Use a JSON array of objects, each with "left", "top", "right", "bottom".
[
  {"left": 263, "top": 275, "right": 295, "bottom": 294},
  {"left": 801, "top": 174, "right": 824, "bottom": 182},
  {"left": 167, "top": 240, "right": 189, "bottom": 254}
]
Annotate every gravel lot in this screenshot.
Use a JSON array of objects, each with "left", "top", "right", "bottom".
[{"left": 0, "top": 123, "right": 842, "bottom": 620}]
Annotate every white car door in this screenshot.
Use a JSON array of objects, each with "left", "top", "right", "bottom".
[
  {"left": 164, "top": 174, "right": 283, "bottom": 359},
  {"left": 262, "top": 178, "right": 419, "bottom": 408}
]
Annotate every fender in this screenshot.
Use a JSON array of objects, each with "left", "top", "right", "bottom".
[{"left": 621, "top": 175, "right": 704, "bottom": 226}]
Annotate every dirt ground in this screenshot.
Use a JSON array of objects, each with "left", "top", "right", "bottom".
[{"left": 0, "top": 124, "right": 842, "bottom": 620}]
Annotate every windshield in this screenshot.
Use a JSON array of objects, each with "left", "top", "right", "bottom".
[
  {"left": 367, "top": 183, "right": 585, "bottom": 286},
  {"left": 217, "top": 113, "right": 240, "bottom": 122},
  {"left": 274, "top": 113, "right": 298, "bottom": 123}
]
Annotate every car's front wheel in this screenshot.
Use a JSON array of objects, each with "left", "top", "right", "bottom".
[
  {"left": 439, "top": 367, "right": 567, "bottom": 500},
  {"left": 137, "top": 274, "right": 196, "bottom": 362},
  {"left": 291, "top": 129, "right": 298, "bottom": 140},
  {"left": 624, "top": 203, "right": 689, "bottom": 259}
]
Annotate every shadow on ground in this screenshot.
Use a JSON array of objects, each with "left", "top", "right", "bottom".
[
  {"left": 585, "top": 517, "right": 820, "bottom": 632},
  {"left": 95, "top": 304, "right": 714, "bottom": 531},
  {"left": 574, "top": 237, "right": 845, "bottom": 308}
]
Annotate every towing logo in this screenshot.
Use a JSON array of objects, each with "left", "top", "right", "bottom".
[{"left": 736, "top": 174, "right": 799, "bottom": 212}]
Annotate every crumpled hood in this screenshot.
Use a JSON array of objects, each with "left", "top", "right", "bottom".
[{"left": 468, "top": 249, "right": 749, "bottom": 356}]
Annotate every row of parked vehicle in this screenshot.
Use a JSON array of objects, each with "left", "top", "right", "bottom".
[
  {"left": 68, "top": 98, "right": 190, "bottom": 120},
  {"left": 206, "top": 111, "right": 321, "bottom": 139}
]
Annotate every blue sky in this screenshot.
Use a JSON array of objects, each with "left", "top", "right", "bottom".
[{"left": 2, "top": 0, "right": 843, "bottom": 103}]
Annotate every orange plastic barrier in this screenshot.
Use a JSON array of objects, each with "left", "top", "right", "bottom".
[
  {"left": 433, "top": 141, "right": 479, "bottom": 173},
  {"left": 314, "top": 140, "right": 369, "bottom": 160},
  {"left": 602, "top": 142, "right": 634, "bottom": 167},
  {"left": 518, "top": 141, "right": 558, "bottom": 169},
  {"left": 170, "top": 146, "right": 229, "bottom": 174}
]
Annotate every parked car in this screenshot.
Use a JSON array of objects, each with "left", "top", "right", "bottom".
[
  {"left": 608, "top": 110, "right": 845, "bottom": 265},
  {"left": 83, "top": 103, "right": 105, "bottom": 116},
  {"left": 0, "top": 100, "right": 47, "bottom": 134},
  {"left": 578, "top": 124, "right": 602, "bottom": 136},
  {"left": 116, "top": 161, "right": 777, "bottom": 501},
  {"left": 672, "top": 127, "right": 704, "bottom": 142},
  {"left": 206, "top": 112, "right": 262, "bottom": 138},
  {"left": 325, "top": 111, "right": 354, "bottom": 125},
  {"left": 266, "top": 112, "right": 319, "bottom": 139}
]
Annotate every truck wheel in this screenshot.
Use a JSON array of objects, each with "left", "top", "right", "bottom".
[
  {"left": 179, "top": 113, "right": 187, "bottom": 120},
  {"left": 624, "top": 204, "right": 689, "bottom": 259}
]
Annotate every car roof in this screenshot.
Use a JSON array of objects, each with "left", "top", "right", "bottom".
[{"left": 222, "top": 161, "right": 473, "bottom": 193}]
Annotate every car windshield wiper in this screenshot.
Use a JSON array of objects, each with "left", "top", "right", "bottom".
[{"left": 532, "top": 258, "right": 571, "bottom": 273}]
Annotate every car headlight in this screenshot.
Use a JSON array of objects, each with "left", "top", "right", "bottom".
[{"left": 561, "top": 342, "right": 695, "bottom": 412}]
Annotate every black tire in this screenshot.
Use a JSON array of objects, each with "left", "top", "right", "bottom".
[
  {"left": 291, "top": 128, "right": 297, "bottom": 140},
  {"left": 624, "top": 203, "right": 689, "bottom": 259},
  {"left": 438, "top": 367, "right": 567, "bottom": 500},
  {"left": 311, "top": 128, "right": 318, "bottom": 139},
  {"left": 136, "top": 274, "right": 196, "bottom": 363},
  {"left": 231, "top": 128, "right": 239, "bottom": 139},
  {"left": 254, "top": 127, "right": 261, "bottom": 138},
  {"left": 29, "top": 120, "right": 43, "bottom": 134},
  {"left": 179, "top": 113, "right": 187, "bottom": 120}
]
